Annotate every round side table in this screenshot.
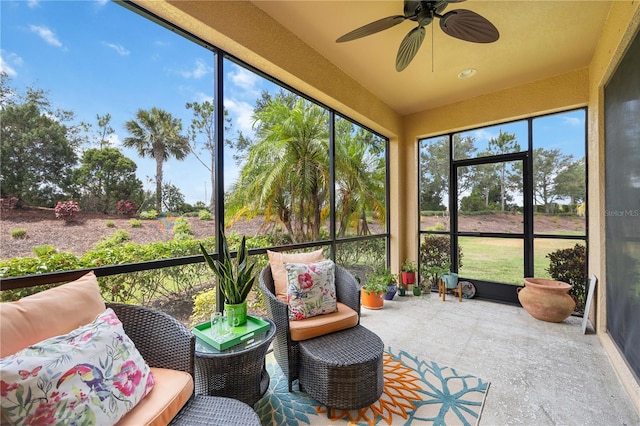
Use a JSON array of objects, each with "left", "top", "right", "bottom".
[{"left": 194, "top": 316, "right": 275, "bottom": 406}]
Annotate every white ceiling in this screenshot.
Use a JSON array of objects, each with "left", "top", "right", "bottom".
[{"left": 253, "top": 1, "right": 612, "bottom": 115}]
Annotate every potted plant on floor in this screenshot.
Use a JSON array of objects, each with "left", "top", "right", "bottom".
[
  {"left": 401, "top": 260, "right": 417, "bottom": 293},
  {"left": 425, "top": 262, "right": 450, "bottom": 295},
  {"left": 379, "top": 268, "right": 398, "bottom": 300},
  {"left": 200, "top": 229, "right": 256, "bottom": 326},
  {"left": 398, "top": 282, "right": 407, "bottom": 296},
  {"left": 361, "top": 271, "right": 390, "bottom": 309}
]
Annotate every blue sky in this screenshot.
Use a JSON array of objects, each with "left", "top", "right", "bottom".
[
  {"left": 1, "top": 0, "right": 278, "bottom": 205},
  {"left": 1, "top": 0, "right": 585, "bottom": 207}
]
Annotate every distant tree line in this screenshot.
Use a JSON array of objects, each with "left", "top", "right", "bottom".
[
  {"left": 420, "top": 131, "right": 585, "bottom": 214},
  {"left": 1, "top": 76, "right": 387, "bottom": 243}
]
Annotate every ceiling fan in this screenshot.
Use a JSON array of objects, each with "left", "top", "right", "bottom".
[{"left": 336, "top": 0, "right": 499, "bottom": 72}]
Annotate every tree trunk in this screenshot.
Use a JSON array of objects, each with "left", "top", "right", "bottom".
[{"left": 155, "top": 151, "right": 163, "bottom": 213}]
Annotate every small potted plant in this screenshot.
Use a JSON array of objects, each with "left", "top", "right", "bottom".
[
  {"left": 200, "top": 229, "right": 256, "bottom": 326},
  {"left": 398, "top": 282, "right": 407, "bottom": 296},
  {"left": 379, "top": 268, "right": 398, "bottom": 300},
  {"left": 425, "top": 261, "right": 451, "bottom": 293},
  {"left": 361, "top": 271, "right": 390, "bottom": 310},
  {"left": 401, "top": 260, "right": 417, "bottom": 292}
]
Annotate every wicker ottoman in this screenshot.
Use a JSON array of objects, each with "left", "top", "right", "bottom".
[{"left": 298, "top": 325, "right": 384, "bottom": 411}]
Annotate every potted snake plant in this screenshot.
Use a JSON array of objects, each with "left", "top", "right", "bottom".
[{"left": 199, "top": 229, "right": 255, "bottom": 327}]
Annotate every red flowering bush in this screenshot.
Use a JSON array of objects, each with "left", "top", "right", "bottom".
[
  {"left": 54, "top": 200, "right": 80, "bottom": 222},
  {"left": 0, "top": 197, "right": 19, "bottom": 212},
  {"left": 116, "top": 200, "right": 138, "bottom": 216}
]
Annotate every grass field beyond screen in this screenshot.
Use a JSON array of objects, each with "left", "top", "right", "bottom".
[{"left": 458, "top": 237, "right": 579, "bottom": 285}]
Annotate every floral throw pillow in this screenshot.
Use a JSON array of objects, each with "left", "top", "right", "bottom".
[
  {"left": 285, "top": 259, "right": 337, "bottom": 320},
  {"left": 0, "top": 308, "right": 155, "bottom": 425}
]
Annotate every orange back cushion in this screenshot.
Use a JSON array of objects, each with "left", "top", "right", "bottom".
[
  {"left": 0, "top": 271, "right": 106, "bottom": 358},
  {"left": 267, "top": 249, "right": 324, "bottom": 302}
]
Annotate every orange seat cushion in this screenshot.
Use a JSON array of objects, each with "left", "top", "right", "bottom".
[
  {"left": 116, "top": 368, "right": 194, "bottom": 426},
  {"left": 0, "top": 271, "right": 105, "bottom": 358},
  {"left": 289, "top": 302, "right": 358, "bottom": 341},
  {"left": 267, "top": 249, "right": 324, "bottom": 302}
]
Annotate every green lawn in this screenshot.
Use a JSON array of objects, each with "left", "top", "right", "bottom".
[{"left": 457, "top": 237, "right": 580, "bottom": 285}]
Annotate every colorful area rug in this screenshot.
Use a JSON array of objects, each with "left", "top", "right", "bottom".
[{"left": 255, "top": 347, "right": 490, "bottom": 425}]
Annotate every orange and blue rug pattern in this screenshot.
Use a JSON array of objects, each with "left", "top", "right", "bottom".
[{"left": 256, "top": 347, "right": 490, "bottom": 425}]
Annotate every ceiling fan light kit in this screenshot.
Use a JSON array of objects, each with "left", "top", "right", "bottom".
[
  {"left": 458, "top": 68, "right": 477, "bottom": 79},
  {"left": 336, "top": 0, "right": 499, "bottom": 72}
]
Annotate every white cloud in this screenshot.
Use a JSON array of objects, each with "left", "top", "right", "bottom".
[
  {"left": 29, "top": 25, "right": 63, "bottom": 48},
  {"left": 228, "top": 66, "right": 260, "bottom": 96},
  {"left": 194, "top": 92, "right": 214, "bottom": 104},
  {"left": 95, "top": 0, "right": 109, "bottom": 6},
  {"left": 181, "top": 59, "right": 211, "bottom": 79},
  {"left": 225, "top": 98, "right": 255, "bottom": 135},
  {"left": 471, "top": 128, "right": 496, "bottom": 143},
  {"left": 106, "top": 133, "right": 122, "bottom": 148},
  {"left": 102, "top": 42, "right": 130, "bottom": 56},
  {"left": 562, "top": 116, "right": 582, "bottom": 126},
  {"left": 27, "top": 0, "right": 39, "bottom": 9},
  {"left": 0, "top": 52, "right": 21, "bottom": 77},
  {"left": 0, "top": 59, "right": 16, "bottom": 77}
]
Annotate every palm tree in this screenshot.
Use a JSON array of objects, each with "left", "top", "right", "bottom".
[
  {"left": 334, "top": 122, "right": 386, "bottom": 237},
  {"left": 228, "top": 93, "right": 329, "bottom": 243},
  {"left": 123, "top": 107, "right": 189, "bottom": 212}
]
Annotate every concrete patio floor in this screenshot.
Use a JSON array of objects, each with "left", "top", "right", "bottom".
[{"left": 358, "top": 291, "right": 640, "bottom": 425}]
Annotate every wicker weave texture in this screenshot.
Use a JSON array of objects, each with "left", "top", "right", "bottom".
[
  {"left": 299, "top": 325, "right": 384, "bottom": 410},
  {"left": 106, "top": 303, "right": 194, "bottom": 376},
  {"left": 259, "top": 263, "right": 362, "bottom": 391},
  {"left": 107, "top": 303, "right": 261, "bottom": 424},
  {"left": 169, "top": 395, "right": 261, "bottom": 426},
  {"left": 194, "top": 318, "right": 275, "bottom": 406}
]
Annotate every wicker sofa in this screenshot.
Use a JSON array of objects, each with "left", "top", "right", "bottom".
[{"left": 0, "top": 272, "right": 260, "bottom": 426}]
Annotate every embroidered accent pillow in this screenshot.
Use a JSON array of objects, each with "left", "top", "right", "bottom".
[
  {"left": 0, "top": 308, "right": 155, "bottom": 425},
  {"left": 267, "top": 249, "right": 325, "bottom": 302},
  {"left": 285, "top": 259, "right": 337, "bottom": 320}
]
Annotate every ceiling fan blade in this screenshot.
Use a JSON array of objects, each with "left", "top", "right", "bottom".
[
  {"left": 396, "top": 26, "right": 426, "bottom": 72},
  {"left": 439, "top": 9, "right": 499, "bottom": 43},
  {"left": 336, "top": 15, "right": 407, "bottom": 43}
]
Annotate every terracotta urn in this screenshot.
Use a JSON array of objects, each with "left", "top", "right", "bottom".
[{"left": 518, "top": 278, "right": 576, "bottom": 323}]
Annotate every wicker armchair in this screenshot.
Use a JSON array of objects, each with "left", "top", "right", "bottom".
[
  {"left": 259, "top": 264, "right": 361, "bottom": 391},
  {"left": 106, "top": 303, "right": 261, "bottom": 425}
]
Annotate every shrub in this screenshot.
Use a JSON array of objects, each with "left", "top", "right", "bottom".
[
  {"left": 33, "top": 245, "right": 56, "bottom": 257},
  {"left": 0, "top": 252, "right": 81, "bottom": 301},
  {"left": 116, "top": 199, "right": 138, "bottom": 216},
  {"left": 139, "top": 210, "right": 158, "bottom": 220},
  {"left": 105, "top": 220, "right": 115, "bottom": 228},
  {"left": 198, "top": 210, "right": 212, "bottom": 220},
  {"left": 173, "top": 217, "right": 193, "bottom": 240},
  {"left": 190, "top": 288, "right": 217, "bottom": 327},
  {"left": 420, "top": 234, "right": 463, "bottom": 288},
  {"left": 93, "top": 230, "right": 131, "bottom": 250},
  {"left": 10, "top": 228, "right": 27, "bottom": 239},
  {"left": 129, "top": 219, "right": 142, "bottom": 228},
  {"left": 1, "top": 197, "right": 19, "bottom": 212},
  {"left": 547, "top": 244, "right": 587, "bottom": 312},
  {"left": 54, "top": 200, "right": 80, "bottom": 222}
]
